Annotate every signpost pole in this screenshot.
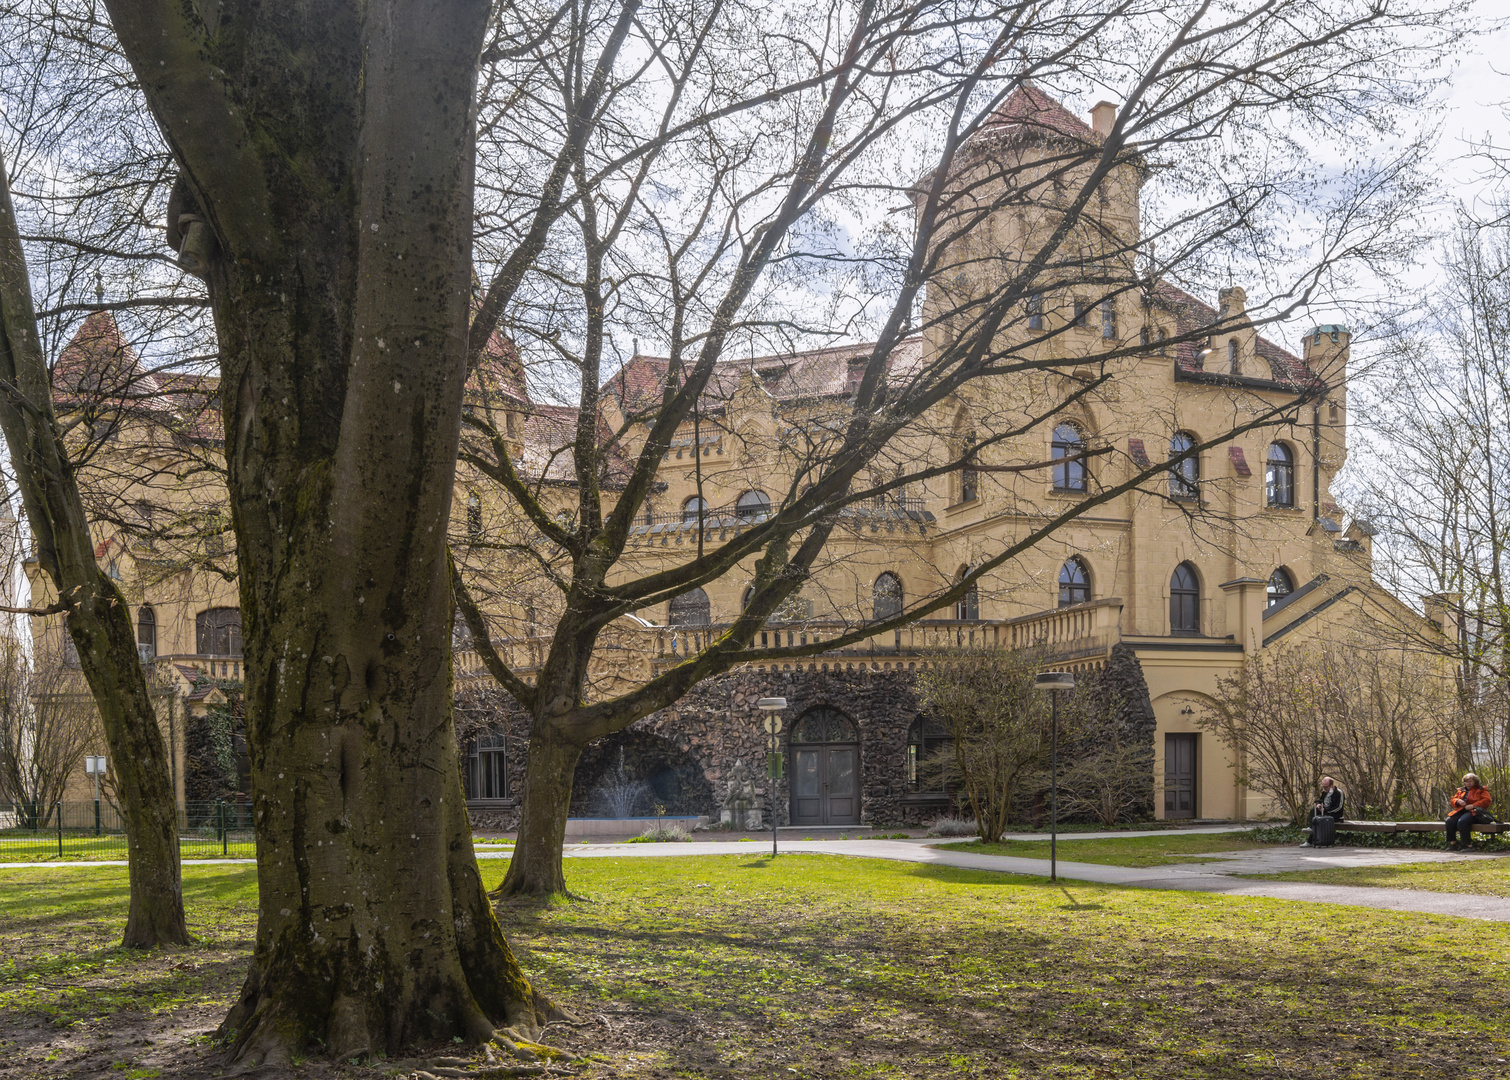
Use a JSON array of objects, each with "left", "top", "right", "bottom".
[{"left": 757, "top": 698, "right": 787, "bottom": 858}]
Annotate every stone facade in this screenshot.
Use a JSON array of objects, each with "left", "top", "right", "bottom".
[{"left": 466, "top": 644, "right": 1156, "bottom": 831}]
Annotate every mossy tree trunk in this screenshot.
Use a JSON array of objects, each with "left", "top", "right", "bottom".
[
  {"left": 99, "top": 0, "right": 549, "bottom": 1064},
  {"left": 0, "top": 149, "right": 190, "bottom": 950}
]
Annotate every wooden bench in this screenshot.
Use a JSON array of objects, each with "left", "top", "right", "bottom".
[{"left": 1334, "top": 819, "right": 1509, "bottom": 835}]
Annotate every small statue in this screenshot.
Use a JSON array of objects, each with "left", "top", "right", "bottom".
[{"left": 721, "top": 759, "right": 759, "bottom": 830}]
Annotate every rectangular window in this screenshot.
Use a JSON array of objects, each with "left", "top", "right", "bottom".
[
  {"left": 1026, "top": 293, "right": 1043, "bottom": 331},
  {"left": 1073, "top": 300, "right": 1089, "bottom": 327},
  {"left": 1101, "top": 300, "right": 1117, "bottom": 340}
]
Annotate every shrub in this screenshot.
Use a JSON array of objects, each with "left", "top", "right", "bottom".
[
  {"left": 626, "top": 824, "right": 692, "bottom": 843},
  {"left": 927, "top": 816, "right": 979, "bottom": 837}
]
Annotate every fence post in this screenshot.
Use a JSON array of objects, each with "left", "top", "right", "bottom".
[
  {"left": 219, "top": 799, "right": 227, "bottom": 856},
  {"left": 56, "top": 801, "right": 63, "bottom": 857}
]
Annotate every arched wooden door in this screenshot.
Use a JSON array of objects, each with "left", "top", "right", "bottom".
[{"left": 789, "top": 707, "right": 860, "bottom": 826}]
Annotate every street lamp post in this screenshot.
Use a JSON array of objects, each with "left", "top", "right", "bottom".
[
  {"left": 1032, "top": 672, "right": 1075, "bottom": 882},
  {"left": 757, "top": 697, "right": 787, "bottom": 857},
  {"left": 84, "top": 755, "right": 107, "bottom": 836}
]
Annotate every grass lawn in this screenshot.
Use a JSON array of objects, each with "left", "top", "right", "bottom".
[
  {"left": 1244, "top": 857, "right": 1510, "bottom": 898},
  {"left": 936, "top": 830, "right": 1276, "bottom": 867},
  {"left": 3, "top": 855, "right": 1510, "bottom": 1078},
  {"left": 0, "top": 835, "right": 255, "bottom": 862}
]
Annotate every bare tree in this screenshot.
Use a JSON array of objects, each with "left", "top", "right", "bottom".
[
  {"left": 0, "top": 643, "right": 95, "bottom": 818},
  {"left": 915, "top": 647, "right": 1053, "bottom": 840},
  {"left": 0, "top": 0, "right": 1467, "bottom": 1062},
  {"left": 0, "top": 147, "right": 190, "bottom": 947},
  {"left": 452, "top": 0, "right": 1464, "bottom": 896},
  {"left": 1353, "top": 213, "right": 1510, "bottom": 766},
  {"left": 1200, "top": 639, "right": 1460, "bottom": 822}
]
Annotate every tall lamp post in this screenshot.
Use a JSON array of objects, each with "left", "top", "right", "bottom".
[
  {"left": 1032, "top": 671, "right": 1075, "bottom": 882},
  {"left": 84, "top": 755, "right": 107, "bottom": 836},
  {"left": 757, "top": 697, "right": 787, "bottom": 857}
]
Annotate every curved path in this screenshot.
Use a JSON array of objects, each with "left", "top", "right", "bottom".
[{"left": 553, "top": 837, "right": 1510, "bottom": 922}]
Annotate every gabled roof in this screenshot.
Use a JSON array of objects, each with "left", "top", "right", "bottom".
[{"left": 1149, "top": 283, "right": 1318, "bottom": 388}]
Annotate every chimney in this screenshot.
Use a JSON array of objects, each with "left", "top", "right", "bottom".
[{"left": 1090, "top": 101, "right": 1117, "bottom": 138}]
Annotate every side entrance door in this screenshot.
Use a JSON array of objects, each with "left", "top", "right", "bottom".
[
  {"left": 1164, "top": 733, "right": 1198, "bottom": 819},
  {"left": 788, "top": 707, "right": 861, "bottom": 826}
]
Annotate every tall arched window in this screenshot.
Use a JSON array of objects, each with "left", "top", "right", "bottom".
[
  {"left": 1266, "top": 442, "right": 1295, "bottom": 507},
  {"left": 1170, "top": 563, "right": 1200, "bottom": 635},
  {"left": 137, "top": 605, "right": 156, "bottom": 660},
  {"left": 955, "top": 567, "right": 979, "bottom": 620},
  {"left": 465, "top": 491, "right": 482, "bottom": 540},
  {"left": 735, "top": 490, "right": 771, "bottom": 521},
  {"left": 1227, "top": 337, "right": 1241, "bottom": 374},
  {"left": 196, "top": 607, "right": 242, "bottom": 656},
  {"left": 668, "top": 587, "right": 711, "bottom": 626},
  {"left": 873, "top": 573, "right": 903, "bottom": 621},
  {"left": 1058, "top": 557, "right": 1091, "bottom": 607},
  {"left": 1052, "top": 423, "right": 1087, "bottom": 492},
  {"left": 1267, "top": 568, "right": 1295, "bottom": 608},
  {"left": 1168, "top": 432, "right": 1199, "bottom": 499},
  {"left": 681, "top": 495, "right": 708, "bottom": 523}
]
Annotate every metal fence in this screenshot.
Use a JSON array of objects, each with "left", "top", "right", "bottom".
[{"left": 0, "top": 800, "right": 255, "bottom": 860}]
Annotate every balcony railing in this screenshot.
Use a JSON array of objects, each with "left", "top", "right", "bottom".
[{"left": 647, "top": 599, "right": 1124, "bottom": 668}]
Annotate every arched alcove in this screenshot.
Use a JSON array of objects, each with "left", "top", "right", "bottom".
[{"left": 569, "top": 728, "right": 715, "bottom": 818}]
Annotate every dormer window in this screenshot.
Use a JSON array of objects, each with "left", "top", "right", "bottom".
[{"left": 1228, "top": 338, "right": 1241, "bottom": 375}]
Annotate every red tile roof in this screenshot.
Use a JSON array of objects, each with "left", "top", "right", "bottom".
[
  {"left": 602, "top": 338, "right": 924, "bottom": 417},
  {"left": 980, "top": 83, "right": 1103, "bottom": 144}
]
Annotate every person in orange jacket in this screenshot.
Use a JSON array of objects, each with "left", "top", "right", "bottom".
[{"left": 1445, "top": 773, "right": 1493, "bottom": 849}]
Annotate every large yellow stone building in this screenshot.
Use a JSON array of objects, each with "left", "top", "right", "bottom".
[{"left": 29, "top": 85, "right": 1445, "bottom": 824}]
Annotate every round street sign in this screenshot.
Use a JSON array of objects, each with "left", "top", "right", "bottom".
[{"left": 762, "top": 715, "right": 783, "bottom": 735}]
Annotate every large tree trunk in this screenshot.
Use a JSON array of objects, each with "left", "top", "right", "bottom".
[
  {"left": 99, "top": 0, "right": 551, "bottom": 1063},
  {"left": 495, "top": 724, "right": 584, "bottom": 898},
  {"left": 0, "top": 149, "right": 190, "bottom": 949}
]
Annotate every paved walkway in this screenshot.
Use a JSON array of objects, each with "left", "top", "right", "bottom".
[
  {"left": 550, "top": 838, "right": 1510, "bottom": 922},
  {"left": 6, "top": 836, "right": 1506, "bottom": 922}
]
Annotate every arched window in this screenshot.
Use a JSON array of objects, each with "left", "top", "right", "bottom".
[
  {"left": 196, "top": 607, "right": 242, "bottom": 656},
  {"left": 1228, "top": 337, "right": 1241, "bottom": 374},
  {"left": 1267, "top": 568, "right": 1295, "bottom": 608},
  {"left": 1058, "top": 557, "right": 1091, "bottom": 607},
  {"left": 137, "top": 605, "right": 156, "bottom": 660},
  {"left": 955, "top": 567, "right": 979, "bottom": 620},
  {"left": 1266, "top": 442, "right": 1295, "bottom": 507},
  {"left": 681, "top": 495, "right": 708, "bottom": 524},
  {"left": 1052, "top": 423, "right": 1087, "bottom": 492},
  {"left": 1168, "top": 432, "right": 1199, "bottom": 499},
  {"left": 668, "top": 587, "right": 711, "bottom": 626},
  {"left": 959, "top": 440, "right": 979, "bottom": 503},
  {"left": 465, "top": 491, "right": 482, "bottom": 540},
  {"left": 907, "top": 715, "right": 953, "bottom": 790},
  {"left": 1170, "top": 563, "right": 1200, "bottom": 635},
  {"left": 735, "top": 490, "right": 771, "bottom": 521},
  {"left": 741, "top": 585, "right": 754, "bottom": 610},
  {"left": 873, "top": 572, "right": 903, "bottom": 621},
  {"left": 792, "top": 707, "right": 858, "bottom": 744}
]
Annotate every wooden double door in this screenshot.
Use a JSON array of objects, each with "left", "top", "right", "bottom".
[
  {"left": 1164, "top": 733, "right": 1198, "bottom": 819},
  {"left": 790, "top": 743, "right": 859, "bottom": 825}
]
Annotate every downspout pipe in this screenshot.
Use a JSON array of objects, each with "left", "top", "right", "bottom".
[{"left": 1312, "top": 405, "right": 1321, "bottom": 521}]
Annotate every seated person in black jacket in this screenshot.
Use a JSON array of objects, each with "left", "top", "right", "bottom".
[{"left": 1299, "top": 776, "right": 1344, "bottom": 847}]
